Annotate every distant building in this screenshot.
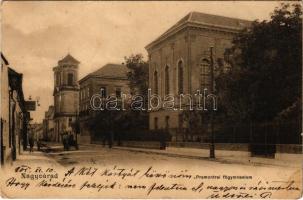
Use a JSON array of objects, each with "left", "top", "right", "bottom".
[
  {"left": 42, "top": 105, "right": 54, "bottom": 141},
  {"left": 53, "top": 54, "right": 79, "bottom": 142},
  {"left": 145, "top": 12, "right": 251, "bottom": 141},
  {"left": 30, "top": 123, "right": 43, "bottom": 142},
  {"left": 78, "top": 63, "right": 130, "bottom": 144},
  {"left": 1, "top": 53, "right": 28, "bottom": 166}
]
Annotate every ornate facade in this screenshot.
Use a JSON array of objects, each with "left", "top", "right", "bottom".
[
  {"left": 145, "top": 12, "right": 251, "bottom": 141},
  {"left": 53, "top": 54, "right": 79, "bottom": 142}
]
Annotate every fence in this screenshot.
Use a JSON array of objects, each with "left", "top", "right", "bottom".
[{"left": 91, "top": 119, "right": 301, "bottom": 156}]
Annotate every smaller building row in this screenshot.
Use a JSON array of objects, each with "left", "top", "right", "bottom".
[
  {"left": 1, "top": 53, "right": 30, "bottom": 166},
  {"left": 42, "top": 55, "right": 130, "bottom": 144}
]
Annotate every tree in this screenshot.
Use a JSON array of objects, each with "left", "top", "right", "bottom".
[
  {"left": 124, "top": 54, "right": 149, "bottom": 128},
  {"left": 124, "top": 54, "right": 149, "bottom": 97},
  {"left": 216, "top": 3, "right": 302, "bottom": 124},
  {"left": 89, "top": 54, "right": 149, "bottom": 143}
]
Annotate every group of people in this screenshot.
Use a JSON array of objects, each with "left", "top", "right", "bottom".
[
  {"left": 28, "top": 127, "right": 41, "bottom": 153},
  {"left": 61, "top": 130, "right": 78, "bottom": 151}
]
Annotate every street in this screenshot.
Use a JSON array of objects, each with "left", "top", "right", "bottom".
[
  {"left": 1, "top": 143, "right": 301, "bottom": 198},
  {"left": 1, "top": 2, "right": 302, "bottom": 199},
  {"left": 38, "top": 143, "right": 301, "bottom": 168}
]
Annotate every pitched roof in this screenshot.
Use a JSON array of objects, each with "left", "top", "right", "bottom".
[
  {"left": 58, "top": 54, "right": 80, "bottom": 65},
  {"left": 190, "top": 12, "right": 250, "bottom": 29},
  {"left": 8, "top": 67, "right": 23, "bottom": 90},
  {"left": 146, "top": 11, "right": 251, "bottom": 50},
  {"left": 80, "top": 63, "right": 128, "bottom": 83},
  {"left": 91, "top": 63, "right": 128, "bottom": 78},
  {"left": 8, "top": 67, "right": 26, "bottom": 111}
]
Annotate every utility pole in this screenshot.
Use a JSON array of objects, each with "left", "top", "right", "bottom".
[
  {"left": 75, "top": 107, "right": 79, "bottom": 150},
  {"left": 209, "top": 46, "right": 215, "bottom": 158}
]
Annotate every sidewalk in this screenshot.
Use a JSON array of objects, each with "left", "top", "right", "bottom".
[
  {"left": 112, "top": 146, "right": 302, "bottom": 168},
  {"left": 43, "top": 142, "right": 301, "bottom": 168},
  {"left": 5, "top": 148, "right": 61, "bottom": 168}
]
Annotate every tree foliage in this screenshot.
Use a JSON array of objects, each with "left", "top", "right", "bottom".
[
  {"left": 89, "top": 107, "right": 148, "bottom": 138},
  {"left": 216, "top": 3, "right": 302, "bottom": 124},
  {"left": 124, "top": 54, "right": 149, "bottom": 97},
  {"left": 89, "top": 54, "right": 149, "bottom": 139}
]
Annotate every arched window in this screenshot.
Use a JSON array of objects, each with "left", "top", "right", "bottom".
[
  {"left": 67, "top": 73, "right": 74, "bottom": 86},
  {"left": 200, "top": 59, "right": 211, "bottom": 90},
  {"left": 165, "top": 65, "right": 169, "bottom": 95},
  {"left": 178, "top": 61, "right": 184, "bottom": 94},
  {"left": 56, "top": 72, "right": 61, "bottom": 86},
  {"left": 153, "top": 70, "right": 158, "bottom": 95}
]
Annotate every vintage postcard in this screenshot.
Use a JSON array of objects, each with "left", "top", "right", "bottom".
[{"left": 0, "top": 1, "right": 302, "bottom": 199}]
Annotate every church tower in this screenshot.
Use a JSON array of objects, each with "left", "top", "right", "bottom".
[{"left": 53, "top": 54, "right": 79, "bottom": 142}]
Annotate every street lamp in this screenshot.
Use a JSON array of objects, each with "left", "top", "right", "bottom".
[{"left": 209, "top": 46, "right": 215, "bottom": 159}]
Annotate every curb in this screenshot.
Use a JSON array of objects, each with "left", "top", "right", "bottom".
[{"left": 113, "top": 146, "right": 300, "bottom": 168}]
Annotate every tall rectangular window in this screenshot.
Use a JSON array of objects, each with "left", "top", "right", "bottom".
[
  {"left": 56, "top": 73, "right": 61, "bottom": 86},
  {"left": 165, "top": 66, "right": 170, "bottom": 95},
  {"left": 154, "top": 117, "right": 158, "bottom": 130},
  {"left": 116, "top": 88, "right": 122, "bottom": 98},
  {"left": 100, "top": 87, "right": 107, "bottom": 98},
  {"left": 154, "top": 71, "right": 158, "bottom": 95},
  {"left": 67, "top": 73, "right": 74, "bottom": 86},
  {"left": 165, "top": 116, "right": 170, "bottom": 129},
  {"left": 178, "top": 61, "right": 184, "bottom": 94}
]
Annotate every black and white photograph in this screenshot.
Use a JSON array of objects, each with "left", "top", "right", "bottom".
[{"left": 0, "top": 1, "right": 302, "bottom": 198}]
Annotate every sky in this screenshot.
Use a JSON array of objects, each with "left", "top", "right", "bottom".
[{"left": 2, "top": 1, "right": 285, "bottom": 122}]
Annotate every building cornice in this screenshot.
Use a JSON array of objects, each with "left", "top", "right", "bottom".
[
  {"left": 79, "top": 75, "right": 128, "bottom": 85},
  {"left": 53, "top": 87, "right": 80, "bottom": 95},
  {"left": 145, "top": 21, "right": 247, "bottom": 51}
]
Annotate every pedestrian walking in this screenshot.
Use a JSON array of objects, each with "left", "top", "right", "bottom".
[
  {"left": 62, "top": 131, "right": 69, "bottom": 151},
  {"left": 29, "top": 136, "right": 34, "bottom": 152},
  {"left": 28, "top": 126, "right": 35, "bottom": 152}
]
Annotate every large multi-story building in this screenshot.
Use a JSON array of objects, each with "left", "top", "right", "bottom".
[
  {"left": 145, "top": 12, "right": 250, "bottom": 141},
  {"left": 53, "top": 54, "right": 79, "bottom": 142},
  {"left": 78, "top": 63, "right": 130, "bottom": 144}
]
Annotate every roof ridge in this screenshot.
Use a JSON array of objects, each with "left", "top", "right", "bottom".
[
  {"left": 190, "top": 11, "right": 251, "bottom": 22},
  {"left": 59, "top": 54, "right": 80, "bottom": 64},
  {"left": 188, "top": 11, "right": 194, "bottom": 22},
  {"left": 86, "top": 63, "right": 128, "bottom": 78},
  {"left": 145, "top": 11, "right": 251, "bottom": 50}
]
